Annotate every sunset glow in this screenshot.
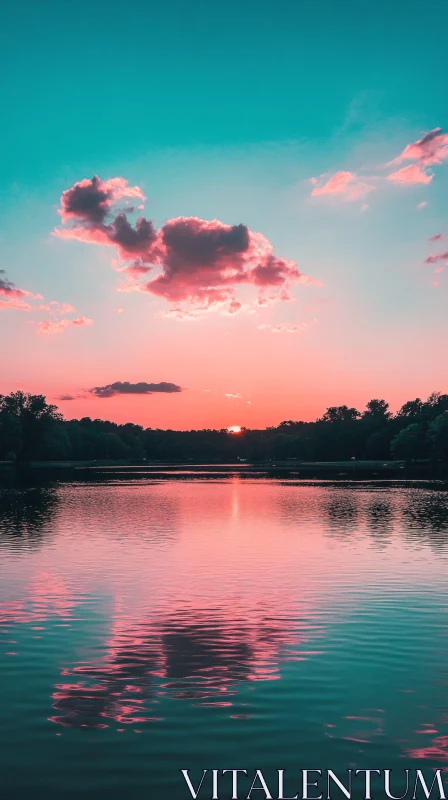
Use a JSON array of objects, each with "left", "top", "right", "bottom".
[
  {"left": 1, "top": 1, "right": 447, "bottom": 430},
  {"left": 2, "top": 3, "right": 448, "bottom": 799}
]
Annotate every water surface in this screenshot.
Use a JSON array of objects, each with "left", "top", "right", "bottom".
[{"left": 1, "top": 477, "right": 448, "bottom": 798}]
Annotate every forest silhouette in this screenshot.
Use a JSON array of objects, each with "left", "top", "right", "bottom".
[{"left": 1, "top": 391, "right": 448, "bottom": 464}]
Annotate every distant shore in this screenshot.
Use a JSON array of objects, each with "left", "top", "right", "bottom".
[{"left": 2, "top": 458, "right": 448, "bottom": 482}]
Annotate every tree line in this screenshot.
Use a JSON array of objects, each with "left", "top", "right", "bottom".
[{"left": 1, "top": 391, "right": 448, "bottom": 464}]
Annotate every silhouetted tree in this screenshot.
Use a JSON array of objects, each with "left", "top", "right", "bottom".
[
  {"left": 1, "top": 390, "right": 448, "bottom": 466},
  {"left": 397, "top": 398, "right": 424, "bottom": 420},
  {"left": 0, "top": 392, "right": 62, "bottom": 461},
  {"left": 391, "top": 423, "right": 428, "bottom": 462},
  {"left": 428, "top": 413, "right": 448, "bottom": 461},
  {"left": 363, "top": 399, "right": 391, "bottom": 420}
]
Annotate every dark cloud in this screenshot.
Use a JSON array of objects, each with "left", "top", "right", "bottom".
[
  {"left": 60, "top": 175, "right": 111, "bottom": 224},
  {"left": 58, "top": 175, "right": 147, "bottom": 231},
  {"left": 144, "top": 217, "right": 304, "bottom": 307},
  {"left": 106, "top": 213, "right": 157, "bottom": 255},
  {"left": 89, "top": 381, "right": 183, "bottom": 398},
  {"left": 56, "top": 394, "right": 76, "bottom": 401},
  {"left": 248, "top": 255, "right": 298, "bottom": 286},
  {"left": 161, "top": 218, "right": 250, "bottom": 268}
]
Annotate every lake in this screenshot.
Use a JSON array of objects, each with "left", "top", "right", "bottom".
[{"left": 1, "top": 475, "right": 448, "bottom": 799}]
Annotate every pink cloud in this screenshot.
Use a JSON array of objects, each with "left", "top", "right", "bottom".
[
  {"left": 161, "top": 308, "right": 200, "bottom": 320},
  {"left": 425, "top": 251, "right": 448, "bottom": 264},
  {"left": 258, "top": 320, "right": 316, "bottom": 333},
  {"left": 101, "top": 177, "right": 146, "bottom": 202},
  {"left": 0, "top": 272, "right": 83, "bottom": 327},
  {"left": 387, "top": 164, "right": 433, "bottom": 185},
  {"left": 36, "top": 319, "right": 70, "bottom": 335},
  {"left": 38, "top": 301, "right": 77, "bottom": 315},
  {"left": 118, "top": 260, "right": 152, "bottom": 278},
  {"left": 417, "top": 201, "right": 428, "bottom": 210},
  {"left": 55, "top": 177, "right": 319, "bottom": 314},
  {"left": 391, "top": 128, "right": 448, "bottom": 167},
  {"left": 311, "top": 171, "right": 374, "bottom": 201},
  {"left": 141, "top": 217, "right": 305, "bottom": 310},
  {"left": 428, "top": 234, "right": 443, "bottom": 242},
  {"left": 55, "top": 302, "right": 76, "bottom": 314},
  {"left": 71, "top": 316, "right": 93, "bottom": 326},
  {"left": 36, "top": 317, "right": 93, "bottom": 335},
  {"left": 0, "top": 270, "right": 42, "bottom": 301},
  {"left": 0, "top": 298, "right": 32, "bottom": 311}
]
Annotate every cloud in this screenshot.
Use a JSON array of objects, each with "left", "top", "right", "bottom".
[
  {"left": 89, "top": 381, "right": 182, "bottom": 398},
  {"left": 0, "top": 298, "right": 32, "bottom": 311},
  {"left": 56, "top": 394, "right": 76, "bottom": 401},
  {"left": 36, "top": 316, "right": 93, "bottom": 335},
  {"left": 428, "top": 234, "right": 443, "bottom": 242},
  {"left": 36, "top": 319, "right": 71, "bottom": 335},
  {"left": 38, "top": 301, "right": 77, "bottom": 314},
  {"left": 387, "top": 164, "right": 433, "bottom": 185},
  {"left": 310, "top": 171, "right": 375, "bottom": 201},
  {"left": 55, "top": 176, "right": 318, "bottom": 315},
  {"left": 425, "top": 252, "right": 448, "bottom": 265},
  {"left": 118, "top": 260, "right": 152, "bottom": 278},
  {"left": 59, "top": 175, "right": 146, "bottom": 224},
  {"left": 160, "top": 306, "right": 203, "bottom": 321},
  {"left": 390, "top": 128, "right": 448, "bottom": 167},
  {"left": 144, "top": 217, "right": 309, "bottom": 311},
  {"left": 258, "top": 320, "right": 316, "bottom": 333},
  {"left": 54, "top": 301, "right": 76, "bottom": 314},
  {"left": 417, "top": 202, "right": 428, "bottom": 210},
  {"left": 0, "top": 270, "right": 41, "bottom": 301},
  {"left": 71, "top": 316, "right": 93, "bottom": 326},
  {"left": 224, "top": 393, "right": 242, "bottom": 399},
  {"left": 0, "top": 271, "right": 86, "bottom": 332}
]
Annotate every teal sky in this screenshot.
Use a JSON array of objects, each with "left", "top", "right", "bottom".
[{"left": 1, "top": 0, "right": 447, "bottom": 429}]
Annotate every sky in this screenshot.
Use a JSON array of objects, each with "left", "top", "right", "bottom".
[{"left": 1, "top": 0, "right": 447, "bottom": 431}]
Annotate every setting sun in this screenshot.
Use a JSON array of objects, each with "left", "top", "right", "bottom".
[{"left": 227, "top": 425, "right": 242, "bottom": 434}]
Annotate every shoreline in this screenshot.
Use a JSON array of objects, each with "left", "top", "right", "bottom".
[{"left": 2, "top": 459, "right": 448, "bottom": 483}]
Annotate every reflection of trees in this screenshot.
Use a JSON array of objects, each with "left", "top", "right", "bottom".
[
  {"left": 321, "top": 492, "right": 360, "bottom": 537},
  {"left": 402, "top": 492, "right": 448, "bottom": 552},
  {"left": 0, "top": 487, "right": 58, "bottom": 551},
  {"left": 276, "top": 486, "right": 360, "bottom": 535},
  {"left": 365, "top": 499, "right": 393, "bottom": 548},
  {"left": 277, "top": 485, "right": 448, "bottom": 553},
  {"left": 59, "top": 484, "right": 181, "bottom": 543},
  {"left": 50, "top": 609, "right": 307, "bottom": 729}
]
